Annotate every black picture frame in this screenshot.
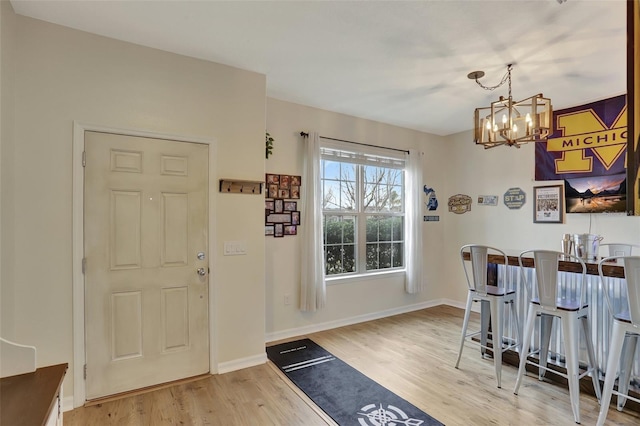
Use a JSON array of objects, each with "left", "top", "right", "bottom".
[{"left": 533, "top": 184, "right": 565, "bottom": 224}]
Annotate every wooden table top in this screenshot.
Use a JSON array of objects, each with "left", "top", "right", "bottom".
[
  {"left": 461, "top": 250, "right": 625, "bottom": 279},
  {"left": 1, "top": 363, "right": 67, "bottom": 426}
]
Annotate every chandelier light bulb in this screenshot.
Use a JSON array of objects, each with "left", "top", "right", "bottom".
[
  {"left": 512, "top": 124, "right": 518, "bottom": 133},
  {"left": 486, "top": 120, "right": 492, "bottom": 130}
]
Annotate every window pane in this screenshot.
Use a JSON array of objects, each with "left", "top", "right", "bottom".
[
  {"left": 392, "top": 216, "right": 403, "bottom": 240},
  {"left": 343, "top": 216, "right": 355, "bottom": 243},
  {"left": 389, "top": 185, "right": 403, "bottom": 212},
  {"left": 392, "top": 243, "right": 404, "bottom": 268},
  {"left": 325, "top": 216, "right": 342, "bottom": 244},
  {"left": 366, "top": 217, "right": 378, "bottom": 243},
  {"left": 340, "top": 180, "right": 356, "bottom": 210},
  {"left": 379, "top": 243, "right": 392, "bottom": 268},
  {"left": 378, "top": 217, "right": 392, "bottom": 241},
  {"left": 322, "top": 160, "right": 341, "bottom": 180},
  {"left": 323, "top": 180, "right": 341, "bottom": 210},
  {"left": 366, "top": 243, "right": 379, "bottom": 270},
  {"left": 325, "top": 246, "right": 342, "bottom": 275},
  {"left": 342, "top": 245, "right": 356, "bottom": 273}
]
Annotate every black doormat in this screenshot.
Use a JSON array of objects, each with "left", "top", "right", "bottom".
[{"left": 266, "top": 338, "right": 444, "bottom": 426}]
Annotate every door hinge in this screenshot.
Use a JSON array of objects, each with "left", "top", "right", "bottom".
[
  {"left": 82, "top": 151, "right": 86, "bottom": 167},
  {"left": 82, "top": 257, "right": 86, "bottom": 274},
  {"left": 84, "top": 364, "right": 87, "bottom": 380}
]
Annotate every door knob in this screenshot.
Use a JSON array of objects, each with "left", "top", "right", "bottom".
[{"left": 197, "top": 268, "right": 206, "bottom": 276}]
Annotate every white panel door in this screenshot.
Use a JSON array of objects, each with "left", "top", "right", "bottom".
[{"left": 84, "top": 131, "right": 209, "bottom": 399}]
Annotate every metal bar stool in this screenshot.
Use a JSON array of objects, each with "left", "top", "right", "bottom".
[
  {"left": 596, "top": 255, "right": 640, "bottom": 426},
  {"left": 455, "top": 244, "right": 519, "bottom": 388},
  {"left": 514, "top": 250, "right": 601, "bottom": 424},
  {"left": 600, "top": 243, "right": 640, "bottom": 257}
]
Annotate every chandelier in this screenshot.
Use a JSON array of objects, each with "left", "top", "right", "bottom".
[{"left": 469, "top": 64, "right": 552, "bottom": 149}]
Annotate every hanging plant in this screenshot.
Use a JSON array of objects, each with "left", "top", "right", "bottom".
[{"left": 266, "top": 132, "right": 274, "bottom": 159}]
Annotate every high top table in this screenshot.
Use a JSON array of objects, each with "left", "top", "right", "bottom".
[{"left": 461, "top": 249, "right": 625, "bottom": 278}]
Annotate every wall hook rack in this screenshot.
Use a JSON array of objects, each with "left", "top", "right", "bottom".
[{"left": 219, "top": 179, "right": 263, "bottom": 195}]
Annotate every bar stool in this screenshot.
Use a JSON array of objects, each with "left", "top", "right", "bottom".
[
  {"left": 455, "top": 244, "right": 519, "bottom": 388},
  {"left": 596, "top": 255, "right": 640, "bottom": 426},
  {"left": 514, "top": 250, "right": 601, "bottom": 424},
  {"left": 600, "top": 243, "right": 640, "bottom": 257}
]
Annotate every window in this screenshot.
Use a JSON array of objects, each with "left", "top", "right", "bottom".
[{"left": 321, "top": 140, "right": 405, "bottom": 277}]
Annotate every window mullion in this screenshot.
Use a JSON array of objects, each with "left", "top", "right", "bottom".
[{"left": 356, "top": 165, "right": 366, "bottom": 273}]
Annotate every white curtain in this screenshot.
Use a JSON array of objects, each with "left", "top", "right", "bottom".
[
  {"left": 300, "top": 132, "right": 326, "bottom": 311},
  {"left": 404, "top": 148, "right": 424, "bottom": 293}
]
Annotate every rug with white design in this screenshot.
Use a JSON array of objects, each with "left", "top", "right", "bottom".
[{"left": 266, "top": 338, "right": 444, "bottom": 426}]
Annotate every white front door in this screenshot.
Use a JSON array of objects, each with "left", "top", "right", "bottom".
[{"left": 84, "top": 131, "right": 209, "bottom": 399}]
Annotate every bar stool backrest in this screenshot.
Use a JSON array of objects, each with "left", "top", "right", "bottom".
[
  {"left": 600, "top": 243, "right": 640, "bottom": 257},
  {"left": 460, "top": 244, "right": 507, "bottom": 297},
  {"left": 599, "top": 255, "right": 640, "bottom": 326},
  {"left": 520, "top": 250, "right": 587, "bottom": 309}
]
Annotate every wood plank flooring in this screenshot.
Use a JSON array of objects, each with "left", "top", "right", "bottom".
[{"left": 64, "top": 305, "right": 640, "bottom": 425}]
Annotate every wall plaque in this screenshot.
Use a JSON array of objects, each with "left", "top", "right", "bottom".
[
  {"left": 504, "top": 187, "right": 526, "bottom": 209},
  {"left": 448, "top": 194, "right": 472, "bottom": 214}
]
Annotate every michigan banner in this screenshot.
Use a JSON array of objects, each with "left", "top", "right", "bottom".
[
  {"left": 535, "top": 94, "right": 627, "bottom": 180},
  {"left": 535, "top": 94, "right": 628, "bottom": 213}
]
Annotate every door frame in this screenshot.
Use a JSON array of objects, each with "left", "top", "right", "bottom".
[{"left": 72, "top": 121, "right": 217, "bottom": 407}]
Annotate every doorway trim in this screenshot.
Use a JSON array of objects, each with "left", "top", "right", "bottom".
[{"left": 72, "top": 121, "right": 217, "bottom": 408}]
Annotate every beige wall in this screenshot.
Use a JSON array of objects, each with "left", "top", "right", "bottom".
[
  {"left": 2, "top": 11, "right": 267, "bottom": 399},
  {"left": 1, "top": 0, "right": 17, "bottom": 339},
  {"left": 265, "top": 98, "right": 448, "bottom": 338}
]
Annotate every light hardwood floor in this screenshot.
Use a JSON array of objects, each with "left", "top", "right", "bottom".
[{"left": 65, "top": 305, "right": 640, "bottom": 425}]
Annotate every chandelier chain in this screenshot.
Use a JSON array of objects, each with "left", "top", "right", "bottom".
[{"left": 474, "top": 64, "right": 513, "bottom": 92}]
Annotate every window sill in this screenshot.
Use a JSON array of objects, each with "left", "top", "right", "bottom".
[{"left": 325, "top": 269, "right": 406, "bottom": 285}]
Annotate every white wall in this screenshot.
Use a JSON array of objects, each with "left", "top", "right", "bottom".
[
  {"left": 2, "top": 12, "right": 267, "bottom": 399},
  {"left": 443, "top": 129, "right": 640, "bottom": 303},
  {"left": 265, "top": 98, "right": 448, "bottom": 339}
]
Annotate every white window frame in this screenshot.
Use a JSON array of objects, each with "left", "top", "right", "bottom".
[{"left": 320, "top": 139, "right": 406, "bottom": 280}]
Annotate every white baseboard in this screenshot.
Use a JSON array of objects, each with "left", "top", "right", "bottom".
[
  {"left": 216, "top": 353, "right": 267, "bottom": 374},
  {"left": 265, "top": 299, "right": 451, "bottom": 343}
]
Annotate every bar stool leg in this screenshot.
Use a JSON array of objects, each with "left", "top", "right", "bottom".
[
  {"left": 510, "top": 300, "right": 521, "bottom": 350},
  {"left": 597, "top": 321, "right": 626, "bottom": 426},
  {"left": 538, "top": 314, "right": 553, "bottom": 381},
  {"left": 455, "top": 292, "right": 474, "bottom": 369},
  {"left": 514, "top": 307, "right": 536, "bottom": 395},
  {"left": 489, "top": 298, "right": 503, "bottom": 388},
  {"left": 480, "top": 300, "right": 490, "bottom": 358},
  {"left": 563, "top": 315, "right": 581, "bottom": 424},
  {"left": 580, "top": 316, "right": 601, "bottom": 401},
  {"left": 616, "top": 334, "right": 637, "bottom": 411}
]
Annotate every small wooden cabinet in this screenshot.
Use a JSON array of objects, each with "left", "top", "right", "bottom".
[{"left": 1, "top": 363, "right": 68, "bottom": 426}]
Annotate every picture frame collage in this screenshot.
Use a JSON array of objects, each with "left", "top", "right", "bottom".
[{"left": 265, "top": 174, "right": 301, "bottom": 237}]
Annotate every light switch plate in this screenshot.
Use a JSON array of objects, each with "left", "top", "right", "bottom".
[{"left": 223, "top": 240, "right": 247, "bottom": 256}]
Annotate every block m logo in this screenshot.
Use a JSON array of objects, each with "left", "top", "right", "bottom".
[{"left": 546, "top": 106, "right": 627, "bottom": 174}]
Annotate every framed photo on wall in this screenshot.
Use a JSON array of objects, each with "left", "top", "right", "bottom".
[{"left": 534, "top": 184, "right": 564, "bottom": 223}]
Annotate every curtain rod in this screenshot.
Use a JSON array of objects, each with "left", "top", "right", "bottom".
[{"left": 299, "top": 132, "right": 409, "bottom": 154}]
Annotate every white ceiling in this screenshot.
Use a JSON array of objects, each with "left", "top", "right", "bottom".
[{"left": 10, "top": 0, "right": 628, "bottom": 136}]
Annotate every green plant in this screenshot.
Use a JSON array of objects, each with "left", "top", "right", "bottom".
[{"left": 266, "top": 132, "right": 274, "bottom": 159}]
